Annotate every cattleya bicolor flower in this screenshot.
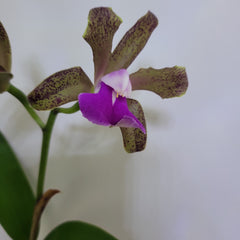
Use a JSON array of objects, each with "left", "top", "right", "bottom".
[
  {"left": 0, "top": 22, "right": 13, "bottom": 93},
  {"left": 28, "top": 7, "right": 188, "bottom": 153}
]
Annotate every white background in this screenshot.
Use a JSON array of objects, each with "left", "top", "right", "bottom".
[{"left": 0, "top": 0, "right": 240, "bottom": 239}]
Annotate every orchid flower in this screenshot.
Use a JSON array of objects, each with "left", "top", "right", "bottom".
[{"left": 28, "top": 7, "right": 188, "bottom": 152}]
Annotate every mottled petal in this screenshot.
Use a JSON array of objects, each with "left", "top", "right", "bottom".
[
  {"left": 112, "top": 96, "right": 145, "bottom": 133},
  {"left": 120, "top": 99, "right": 147, "bottom": 153},
  {"left": 78, "top": 82, "right": 112, "bottom": 126},
  {"left": 0, "top": 21, "right": 11, "bottom": 72},
  {"left": 83, "top": 7, "right": 122, "bottom": 83},
  {"left": 130, "top": 66, "right": 188, "bottom": 98},
  {"left": 105, "top": 11, "right": 158, "bottom": 73},
  {"left": 28, "top": 67, "right": 93, "bottom": 110},
  {"left": 101, "top": 69, "right": 132, "bottom": 97},
  {"left": 0, "top": 72, "right": 13, "bottom": 93}
]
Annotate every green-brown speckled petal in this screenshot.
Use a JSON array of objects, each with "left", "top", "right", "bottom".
[
  {"left": 0, "top": 22, "right": 11, "bottom": 72},
  {"left": 83, "top": 7, "right": 122, "bottom": 83},
  {"left": 105, "top": 11, "right": 158, "bottom": 74},
  {"left": 0, "top": 72, "right": 13, "bottom": 93},
  {"left": 28, "top": 67, "right": 93, "bottom": 110},
  {"left": 130, "top": 66, "right": 188, "bottom": 98},
  {"left": 120, "top": 99, "right": 147, "bottom": 153}
]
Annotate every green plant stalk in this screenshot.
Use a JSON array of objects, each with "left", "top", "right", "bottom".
[
  {"left": 31, "top": 102, "right": 80, "bottom": 240},
  {"left": 55, "top": 101, "right": 80, "bottom": 114},
  {"left": 7, "top": 84, "right": 45, "bottom": 128},
  {"left": 30, "top": 111, "right": 58, "bottom": 240},
  {"left": 36, "top": 102, "right": 80, "bottom": 200},
  {"left": 36, "top": 110, "right": 58, "bottom": 200},
  {"left": 7, "top": 84, "right": 79, "bottom": 199},
  {"left": 7, "top": 84, "right": 80, "bottom": 239}
]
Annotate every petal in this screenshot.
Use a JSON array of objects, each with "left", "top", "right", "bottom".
[
  {"left": 105, "top": 11, "right": 158, "bottom": 73},
  {"left": 78, "top": 82, "right": 145, "bottom": 134},
  {"left": 130, "top": 66, "right": 188, "bottom": 98},
  {"left": 83, "top": 7, "right": 122, "bottom": 83},
  {"left": 28, "top": 67, "right": 93, "bottom": 110},
  {"left": 0, "top": 72, "right": 13, "bottom": 93},
  {"left": 101, "top": 69, "right": 132, "bottom": 97},
  {"left": 78, "top": 82, "right": 113, "bottom": 126},
  {"left": 120, "top": 99, "right": 147, "bottom": 153},
  {"left": 112, "top": 96, "right": 145, "bottom": 133},
  {"left": 0, "top": 21, "right": 12, "bottom": 72}
]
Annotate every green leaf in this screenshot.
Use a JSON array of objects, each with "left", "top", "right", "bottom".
[
  {"left": 83, "top": 7, "right": 122, "bottom": 83},
  {"left": 28, "top": 67, "right": 93, "bottom": 110},
  {"left": 105, "top": 11, "right": 158, "bottom": 74},
  {"left": 120, "top": 99, "right": 147, "bottom": 153},
  {"left": 130, "top": 66, "right": 188, "bottom": 98},
  {"left": 44, "top": 221, "right": 118, "bottom": 240},
  {"left": 0, "top": 21, "right": 11, "bottom": 72},
  {"left": 0, "top": 131, "right": 35, "bottom": 240},
  {"left": 0, "top": 72, "right": 13, "bottom": 93}
]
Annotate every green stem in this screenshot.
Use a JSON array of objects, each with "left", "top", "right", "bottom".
[
  {"left": 36, "top": 102, "right": 79, "bottom": 200},
  {"left": 30, "top": 111, "right": 58, "bottom": 240},
  {"left": 7, "top": 83, "right": 81, "bottom": 239},
  {"left": 55, "top": 101, "right": 80, "bottom": 114},
  {"left": 7, "top": 84, "right": 45, "bottom": 128},
  {"left": 36, "top": 110, "right": 58, "bottom": 200}
]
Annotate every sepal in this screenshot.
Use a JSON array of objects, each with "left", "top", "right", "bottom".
[
  {"left": 130, "top": 66, "right": 188, "bottom": 98},
  {"left": 83, "top": 7, "right": 122, "bottom": 83}
]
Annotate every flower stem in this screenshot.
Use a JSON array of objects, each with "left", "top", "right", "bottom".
[
  {"left": 31, "top": 112, "right": 58, "bottom": 240},
  {"left": 7, "top": 84, "right": 81, "bottom": 239},
  {"left": 7, "top": 84, "right": 45, "bottom": 128},
  {"left": 36, "top": 109, "right": 58, "bottom": 200},
  {"left": 55, "top": 101, "right": 80, "bottom": 114},
  {"left": 36, "top": 102, "right": 80, "bottom": 200}
]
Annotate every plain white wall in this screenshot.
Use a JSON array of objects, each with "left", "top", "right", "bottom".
[{"left": 0, "top": 0, "right": 240, "bottom": 239}]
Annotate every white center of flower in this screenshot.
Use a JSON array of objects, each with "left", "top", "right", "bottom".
[{"left": 101, "top": 69, "right": 132, "bottom": 98}]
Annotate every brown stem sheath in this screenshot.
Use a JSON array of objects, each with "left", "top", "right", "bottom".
[{"left": 29, "top": 189, "right": 60, "bottom": 240}]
